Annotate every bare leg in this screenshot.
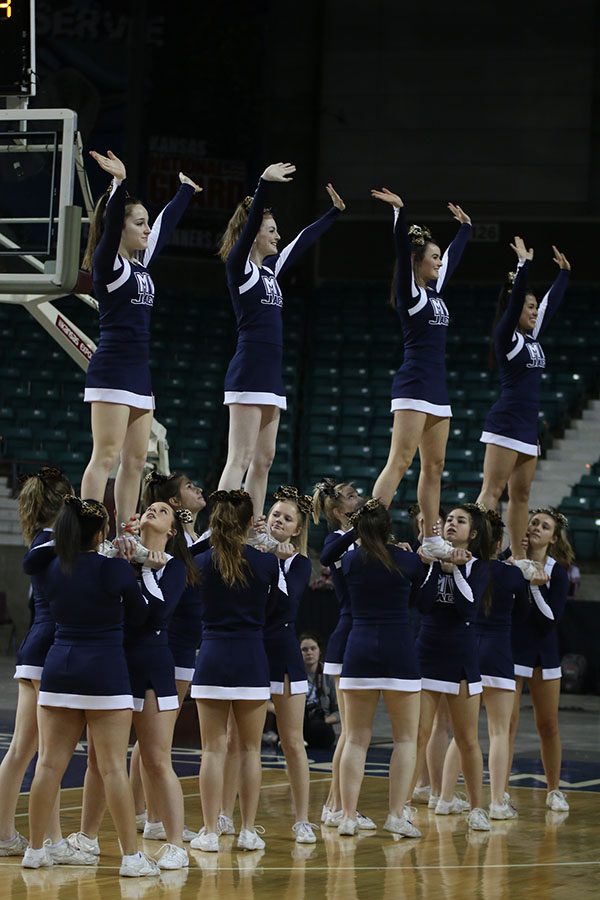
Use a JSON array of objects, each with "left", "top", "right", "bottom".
[
  {"left": 506, "top": 454, "right": 538, "bottom": 560},
  {"left": 372, "top": 410, "right": 425, "bottom": 508},
  {"left": 197, "top": 700, "right": 230, "bottom": 834},
  {"left": 506, "top": 676, "right": 524, "bottom": 793},
  {"left": 446, "top": 684, "right": 484, "bottom": 809},
  {"left": 426, "top": 694, "right": 452, "bottom": 796},
  {"left": 231, "top": 700, "right": 268, "bottom": 830},
  {"left": 218, "top": 405, "right": 263, "bottom": 495},
  {"left": 221, "top": 708, "right": 241, "bottom": 819},
  {"left": 483, "top": 687, "right": 516, "bottom": 805},
  {"left": 416, "top": 415, "right": 450, "bottom": 538},
  {"left": 339, "top": 690, "right": 379, "bottom": 819},
  {"left": 244, "top": 406, "right": 281, "bottom": 519},
  {"left": 81, "top": 402, "right": 130, "bottom": 504},
  {"left": 114, "top": 407, "right": 153, "bottom": 530},
  {"left": 383, "top": 691, "right": 421, "bottom": 818},
  {"left": 87, "top": 709, "right": 137, "bottom": 855},
  {"left": 528, "top": 669, "right": 562, "bottom": 791},
  {"left": 477, "top": 443, "right": 517, "bottom": 513},
  {"left": 272, "top": 680, "right": 309, "bottom": 822},
  {"left": 438, "top": 737, "right": 462, "bottom": 803},
  {"left": 33, "top": 681, "right": 62, "bottom": 844},
  {"left": 325, "top": 676, "right": 344, "bottom": 812},
  {"left": 408, "top": 689, "right": 440, "bottom": 801},
  {"left": 0, "top": 680, "right": 39, "bottom": 840},
  {"left": 129, "top": 743, "right": 147, "bottom": 817},
  {"left": 79, "top": 733, "right": 106, "bottom": 839}
]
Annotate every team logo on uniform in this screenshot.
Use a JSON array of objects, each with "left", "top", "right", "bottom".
[
  {"left": 525, "top": 342, "right": 545, "bottom": 368},
  {"left": 132, "top": 271, "right": 155, "bottom": 306},
  {"left": 435, "top": 573, "right": 455, "bottom": 604},
  {"left": 261, "top": 275, "right": 283, "bottom": 307},
  {"left": 428, "top": 297, "right": 449, "bottom": 326}
]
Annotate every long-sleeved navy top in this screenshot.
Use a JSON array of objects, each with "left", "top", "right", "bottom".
[
  {"left": 125, "top": 556, "right": 187, "bottom": 642},
  {"left": 519, "top": 557, "right": 569, "bottom": 636},
  {"left": 93, "top": 179, "right": 195, "bottom": 347},
  {"left": 225, "top": 178, "right": 340, "bottom": 348},
  {"left": 265, "top": 552, "right": 311, "bottom": 635},
  {"left": 194, "top": 545, "right": 281, "bottom": 637},
  {"left": 320, "top": 528, "right": 357, "bottom": 617},
  {"left": 475, "top": 559, "right": 529, "bottom": 633},
  {"left": 418, "top": 558, "right": 491, "bottom": 629},
  {"left": 341, "top": 546, "right": 435, "bottom": 625},
  {"left": 393, "top": 206, "right": 471, "bottom": 361},
  {"left": 22, "top": 529, "right": 55, "bottom": 626}
]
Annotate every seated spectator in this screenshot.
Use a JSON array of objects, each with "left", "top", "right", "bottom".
[{"left": 300, "top": 633, "right": 339, "bottom": 748}]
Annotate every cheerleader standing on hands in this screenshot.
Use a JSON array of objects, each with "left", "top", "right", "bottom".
[
  {"left": 370, "top": 187, "right": 472, "bottom": 559},
  {"left": 478, "top": 238, "right": 570, "bottom": 579},
  {"left": 217, "top": 163, "right": 344, "bottom": 518},
  {"left": 80, "top": 150, "right": 201, "bottom": 531}
]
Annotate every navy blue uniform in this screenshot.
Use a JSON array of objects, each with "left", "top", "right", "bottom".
[
  {"left": 124, "top": 557, "right": 186, "bottom": 710},
  {"left": 22, "top": 551, "right": 149, "bottom": 710},
  {"left": 417, "top": 559, "right": 490, "bottom": 694},
  {"left": 319, "top": 529, "right": 357, "bottom": 675},
  {"left": 481, "top": 260, "right": 569, "bottom": 455},
  {"left": 512, "top": 557, "right": 568, "bottom": 679},
  {"left": 224, "top": 178, "right": 340, "bottom": 409},
  {"left": 390, "top": 207, "right": 471, "bottom": 417},
  {"left": 168, "top": 532, "right": 204, "bottom": 682},
  {"left": 85, "top": 178, "right": 195, "bottom": 409},
  {"left": 264, "top": 552, "right": 311, "bottom": 695},
  {"left": 191, "top": 546, "right": 281, "bottom": 700},
  {"left": 15, "top": 530, "right": 56, "bottom": 681},
  {"left": 475, "top": 561, "right": 529, "bottom": 691},
  {"left": 339, "top": 547, "right": 435, "bottom": 691}
]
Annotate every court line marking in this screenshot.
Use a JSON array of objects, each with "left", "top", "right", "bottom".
[{"left": 3, "top": 861, "right": 599, "bottom": 872}]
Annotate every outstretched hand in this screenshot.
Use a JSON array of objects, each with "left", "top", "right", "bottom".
[
  {"left": 261, "top": 162, "right": 296, "bottom": 182},
  {"left": 448, "top": 203, "right": 471, "bottom": 224},
  {"left": 371, "top": 187, "right": 403, "bottom": 208},
  {"left": 89, "top": 150, "right": 126, "bottom": 182},
  {"left": 326, "top": 183, "right": 345, "bottom": 210},
  {"left": 552, "top": 245, "right": 571, "bottom": 271},
  {"left": 510, "top": 235, "right": 534, "bottom": 262},
  {"left": 179, "top": 172, "right": 202, "bottom": 193}
]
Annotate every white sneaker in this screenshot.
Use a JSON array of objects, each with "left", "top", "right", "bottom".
[
  {"left": 237, "top": 826, "right": 265, "bottom": 851},
  {"left": 182, "top": 826, "right": 198, "bottom": 843},
  {"left": 321, "top": 804, "right": 332, "bottom": 823},
  {"left": 190, "top": 828, "right": 219, "bottom": 852},
  {"left": 546, "top": 789, "right": 569, "bottom": 812},
  {"left": 383, "top": 813, "right": 421, "bottom": 838},
  {"left": 512, "top": 558, "right": 542, "bottom": 581},
  {"left": 143, "top": 821, "right": 166, "bottom": 841},
  {"left": 119, "top": 851, "right": 161, "bottom": 877},
  {"left": 489, "top": 800, "right": 518, "bottom": 820},
  {"left": 98, "top": 540, "right": 118, "bottom": 558},
  {"left": 136, "top": 812, "right": 147, "bottom": 832},
  {"left": 217, "top": 813, "right": 235, "bottom": 835},
  {"left": 292, "top": 821, "right": 318, "bottom": 844},
  {"left": 43, "top": 838, "right": 98, "bottom": 865},
  {"left": 421, "top": 537, "right": 456, "bottom": 560},
  {"left": 337, "top": 817, "right": 358, "bottom": 836},
  {"left": 356, "top": 811, "right": 377, "bottom": 830},
  {"left": 22, "top": 846, "right": 53, "bottom": 869},
  {"left": 435, "top": 794, "right": 470, "bottom": 815},
  {"left": 0, "top": 831, "right": 28, "bottom": 856},
  {"left": 427, "top": 794, "right": 440, "bottom": 810},
  {"left": 467, "top": 807, "right": 491, "bottom": 831},
  {"left": 411, "top": 784, "right": 431, "bottom": 804},
  {"left": 155, "top": 843, "right": 189, "bottom": 870},
  {"left": 67, "top": 832, "right": 100, "bottom": 856},
  {"left": 324, "top": 809, "right": 343, "bottom": 827}
]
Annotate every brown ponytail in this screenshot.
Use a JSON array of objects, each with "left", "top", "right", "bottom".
[
  {"left": 18, "top": 468, "right": 73, "bottom": 544},
  {"left": 81, "top": 190, "right": 143, "bottom": 271},
  {"left": 218, "top": 197, "right": 271, "bottom": 262},
  {"left": 208, "top": 490, "right": 254, "bottom": 587}
]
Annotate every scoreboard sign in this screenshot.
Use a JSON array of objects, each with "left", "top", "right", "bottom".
[{"left": 0, "top": 0, "right": 36, "bottom": 97}]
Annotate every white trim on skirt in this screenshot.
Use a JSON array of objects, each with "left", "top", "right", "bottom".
[
  {"left": 174, "top": 666, "right": 195, "bottom": 682},
  {"left": 84, "top": 387, "right": 155, "bottom": 410},
  {"left": 480, "top": 431, "right": 539, "bottom": 457},
  {"left": 132, "top": 693, "right": 179, "bottom": 712},
  {"left": 270, "top": 679, "right": 308, "bottom": 696},
  {"left": 421, "top": 677, "right": 483, "bottom": 696},
  {"left": 391, "top": 398, "right": 452, "bottom": 418},
  {"left": 224, "top": 390, "right": 287, "bottom": 410},
  {"left": 481, "top": 674, "right": 516, "bottom": 691},
  {"left": 323, "top": 662, "right": 342, "bottom": 675},
  {"left": 339, "top": 676, "right": 422, "bottom": 692},
  {"left": 38, "top": 691, "right": 134, "bottom": 710},
  {"left": 514, "top": 664, "right": 561, "bottom": 680},
  {"left": 14, "top": 665, "right": 43, "bottom": 680},
  {"left": 191, "top": 684, "right": 270, "bottom": 700}
]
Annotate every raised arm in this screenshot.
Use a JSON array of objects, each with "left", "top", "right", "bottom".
[
  {"left": 142, "top": 172, "right": 200, "bottom": 267},
  {"left": 494, "top": 239, "right": 533, "bottom": 351},
  {"left": 269, "top": 183, "right": 344, "bottom": 279},
  {"left": 532, "top": 247, "right": 571, "bottom": 340},
  {"left": 320, "top": 529, "right": 357, "bottom": 568},
  {"left": 371, "top": 188, "right": 415, "bottom": 307},
  {"left": 434, "top": 203, "right": 472, "bottom": 293},
  {"left": 89, "top": 150, "right": 128, "bottom": 280}
]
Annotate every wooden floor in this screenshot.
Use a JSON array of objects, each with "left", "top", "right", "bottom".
[{"left": 1, "top": 773, "right": 599, "bottom": 899}]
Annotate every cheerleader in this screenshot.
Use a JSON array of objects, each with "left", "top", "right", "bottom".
[
  {"left": 412, "top": 504, "right": 493, "bottom": 831},
  {"left": 190, "top": 490, "right": 281, "bottom": 853},
  {"left": 370, "top": 187, "right": 472, "bottom": 558},
  {"left": 334, "top": 500, "right": 436, "bottom": 837},
  {"left": 0, "top": 468, "right": 71, "bottom": 860},
  {"left": 508, "top": 508, "right": 573, "bottom": 813},
  {"left": 313, "top": 479, "right": 376, "bottom": 828},
  {"left": 22, "top": 497, "right": 159, "bottom": 877},
  {"left": 478, "top": 239, "right": 570, "bottom": 579},
  {"left": 80, "top": 150, "right": 201, "bottom": 531},
  {"left": 436, "top": 510, "right": 529, "bottom": 819},
  {"left": 217, "top": 163, "right": 345, "bottom": 518}
]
